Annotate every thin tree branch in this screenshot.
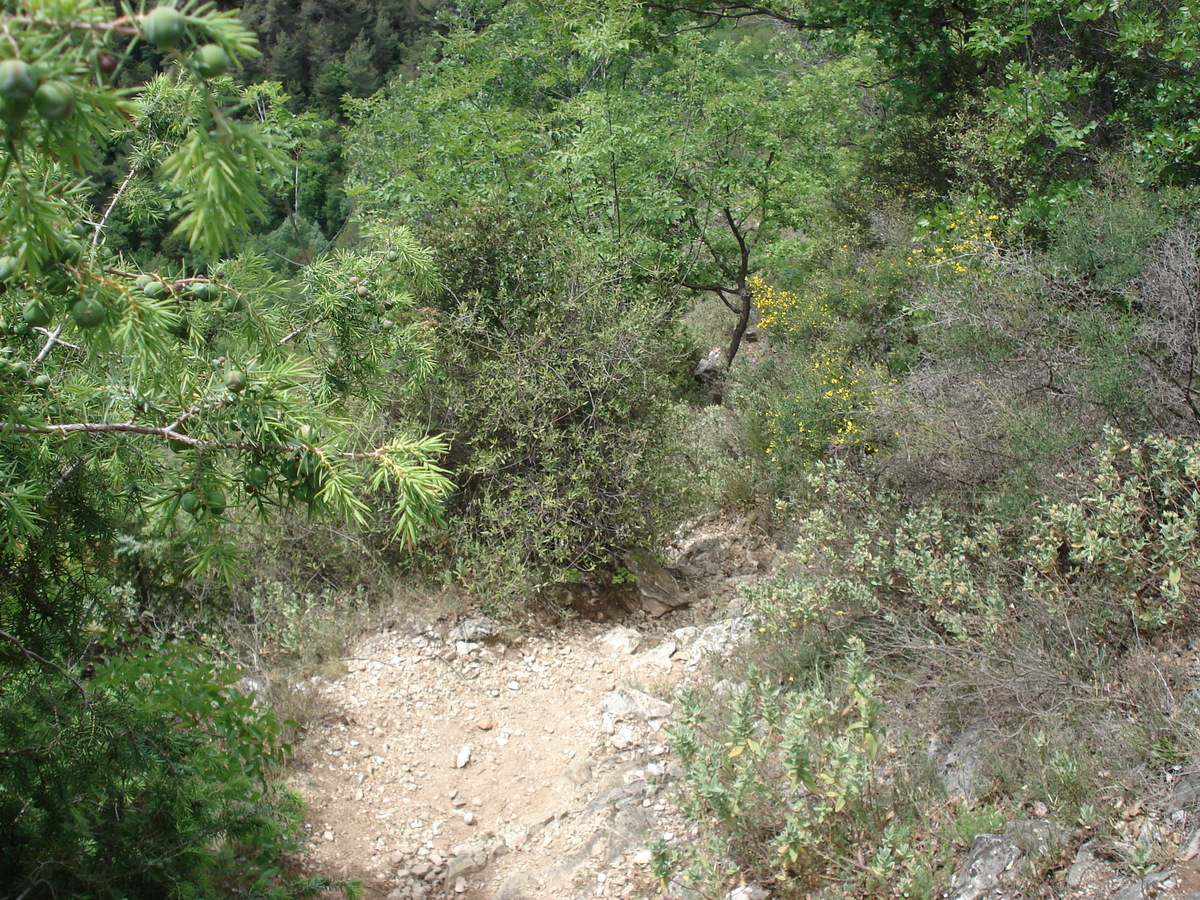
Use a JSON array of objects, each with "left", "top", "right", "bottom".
[
  {"left": 1, "top": 13, "right": 139, "bottom": 35},
  {"left": 32, "top": 321, "right": 68, "bottom": 366},
  {"left": 8, "top": 416, "right": 429, "bottom": 466},
  {"left": 11, "top": 420, "right": 213, "bottom": 442},
  {"left": 278, "top": 313, "right": 332, "bottom": 345},
  {"left": 643, "top": 0, "right": 833, "bottom": 30},
  {"left": 93, "top": 160, "right": 138, "bottom": 249},
  {"left": 715, "top": 287, "right": 739, "bottom": 313},
  {"left": 0, "top": 628, "right": 90, "bottom": 700},
  {"left": 29, "top": 162, "right": 138, "bottom": 368},
  {"left": 685, "top": 208, "right": 740, "bottom": 282},
  {"left": 724, "top": 207, "right": 750, "bottom": 287},
  {"left": 32, "top": 327, "right": 80, "bottom": 352}
]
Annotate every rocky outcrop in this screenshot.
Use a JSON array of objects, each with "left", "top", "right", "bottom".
[{"left": 949, "top": 820, "right": 1061, "bottom": 900}]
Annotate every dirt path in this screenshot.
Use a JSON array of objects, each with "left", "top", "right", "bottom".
[
  {"left": 290, "top": 519, "right": 774, "bottom": 900},
  {"left": 289, "top": 512, "right": 1200, "bottom": 900}
]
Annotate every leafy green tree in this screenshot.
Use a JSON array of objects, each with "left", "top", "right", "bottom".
[
  {"left": 343, "top": 0, "right": 868, "bottom": 595},
  {"left": 342, "top": 33, "right": 382, "bottom": 99},
  {"left": 238, "top": 0, "right": 443, "bottom": 114},
  {"left": 349, "top": 0, "right": 867, "bottom": 365},
  {"left": 414, "top": 212, "right": 689, "bottom": 600},
  {"left": 1, "top": 641, "right": 326, "bottom": 899},
  {"left": 653, "top": 0, "right": 1200, "bottom": 196}
]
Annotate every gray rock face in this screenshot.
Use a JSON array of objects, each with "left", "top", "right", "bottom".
[
  {"left": 1111, "top": 871, "right": 1180, "bottom": 900},
  {"left": 621, "top": 549, "right": 688, "bottom": 617},
  {"left": 487, "top": 766, "right": 664, "bottom": 900},
  {"left": 444, "top": 850, "right": 488, "bottom": 884},
  {"left": 692, "top": 618, "right": 753, "bottom": 659},
  {"left": 727, "top": 887, "right": 770, "bottom": 900},
  {"left": 672, "top": 625, "right": 700, "bottom": 645},
  {"left": 493, "top": 875, "right": 536, "bottom": 900},
  {"left": 630, "top": 641, "right": 677, "bottom": 671},
  {"left": 1170, "top": 770, "right": 1200, "bottom": 813},
  {"left": 565, "top": 758, "right": 593, "bottom": 785},
  {"left": 1112, "top": 880, "right": 1145, "bottom": 900},
  {"left": 606, "top": 807, "right": 651, "bottom": 860},
  {"left": 935, "top": 726, "right": 988, "bottom": 803},
  {"left": 694, "top": 348, "right": 723, "bottom": 384},
  {"left": 668, "top": 526, "right": 764, "bottom": 579},
  {"left": 671, "top": 534, "right": 726, "bottom": 577},
  {"left": 949, "top": 833, "right": 1023, "bottom": 900},
  {"left": 1067, "top": 840, "right": 1099, "bottom": 890},
  {"left": 599, "top": 625, "right": 643, "bottom": 655},
  {"left": 601, "top": 688, "right": 673, "bottom": 723},
  {"left": 949, "top": 820, "right": 1065, "bottom": 900},
  {"left": 448, "top": 616, "right": 496, "bottom": 642}
]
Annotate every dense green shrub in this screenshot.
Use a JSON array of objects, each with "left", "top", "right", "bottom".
[
  {"left": 1047, "top": 180, "right": 1172, "bottom": 288},
  {"left": 0, "top": 4, "right": 449, "bottom": 896},
  {"left": 755, "top": 431, "right": 1200, "bottom": 646},
  {"left": 1032, "top": 428, "right": 1200, "bottom": 630},
  {"left": 866, "top": 192, "right": 1200, "bottom": 494},
  {"left": 0, "top": 642, "right": 329, "bottom": 900},
  {"left": 743, "top": 243, "right": 914, "bottom": 487},
  {"left": 667, "top": 431, "right": 1200, "bottom": 896},
  {"left": 416, "top": 226, "right": 690, "bottom": 603},
  {"left": 791, "top": 0, "right": 1200, "bottom": 193}
]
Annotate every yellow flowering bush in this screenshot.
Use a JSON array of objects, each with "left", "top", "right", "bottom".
[
  {"left": 754, "top": 275, "right": 835, "bottom": 338},
  {"left": 765, "top": 346, "right": 873, "bottom": 459},
  {"left": 752, "top": 276, "right": 878, "bottom": 462},
  {"left": 909, "top": 207, "right": 1003, "bottom": 276}
]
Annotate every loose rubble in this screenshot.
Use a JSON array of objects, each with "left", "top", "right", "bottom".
[
  {"left": 292, "top": 611, "right": 758, "bottom": 899},
  {"left": 291, "top": 519, "right": 768, "bottom": 899}
]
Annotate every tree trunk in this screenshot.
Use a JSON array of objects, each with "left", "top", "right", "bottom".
[{"left": 725, "top": 287, "right": 752, "bottom": 369}]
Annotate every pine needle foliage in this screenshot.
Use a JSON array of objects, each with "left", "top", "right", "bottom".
[
  {"left": 0, "top": 2, "right": 449, "bottom": 896},
  {"left": 0, "top": 642, "right": 330, "bottom": 899}
]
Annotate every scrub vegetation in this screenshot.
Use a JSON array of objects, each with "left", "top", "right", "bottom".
[{"left": 4, "top": 0, "right": 1200, "bottom": 896}]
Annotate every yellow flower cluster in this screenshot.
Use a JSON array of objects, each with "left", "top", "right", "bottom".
[
  {"left": 749, "top": 275, "right": 887, "bottom": 464},
  {"left": 751, "top": 275, "right": 833, "bottom": 336},
  {"left": 909, "top": 211, "right": 1001, "bottom": 275},
  {"left": 815, "top": 350, "right": 857, "bottom": 404},
  {"left": 763, "top": 347, "right": 872, "bottom": 463}
]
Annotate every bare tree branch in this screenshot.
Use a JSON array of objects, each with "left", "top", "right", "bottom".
[
  {"left": 644, "top": 0, "right": 833, "bottom": 31},
  {"left": 0, "top": 629, "right": 90, "bottom": 701}
]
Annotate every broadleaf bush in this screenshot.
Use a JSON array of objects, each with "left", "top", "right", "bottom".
[
  {"left": 667, "top": 643, "right": 941, "bottom": 898},
  {"left": 1032, "top": 427, "right": 1200, "bottom": 630},
  {"left": 668, "top": 430, "right": 1200, "bottom": 896}
]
